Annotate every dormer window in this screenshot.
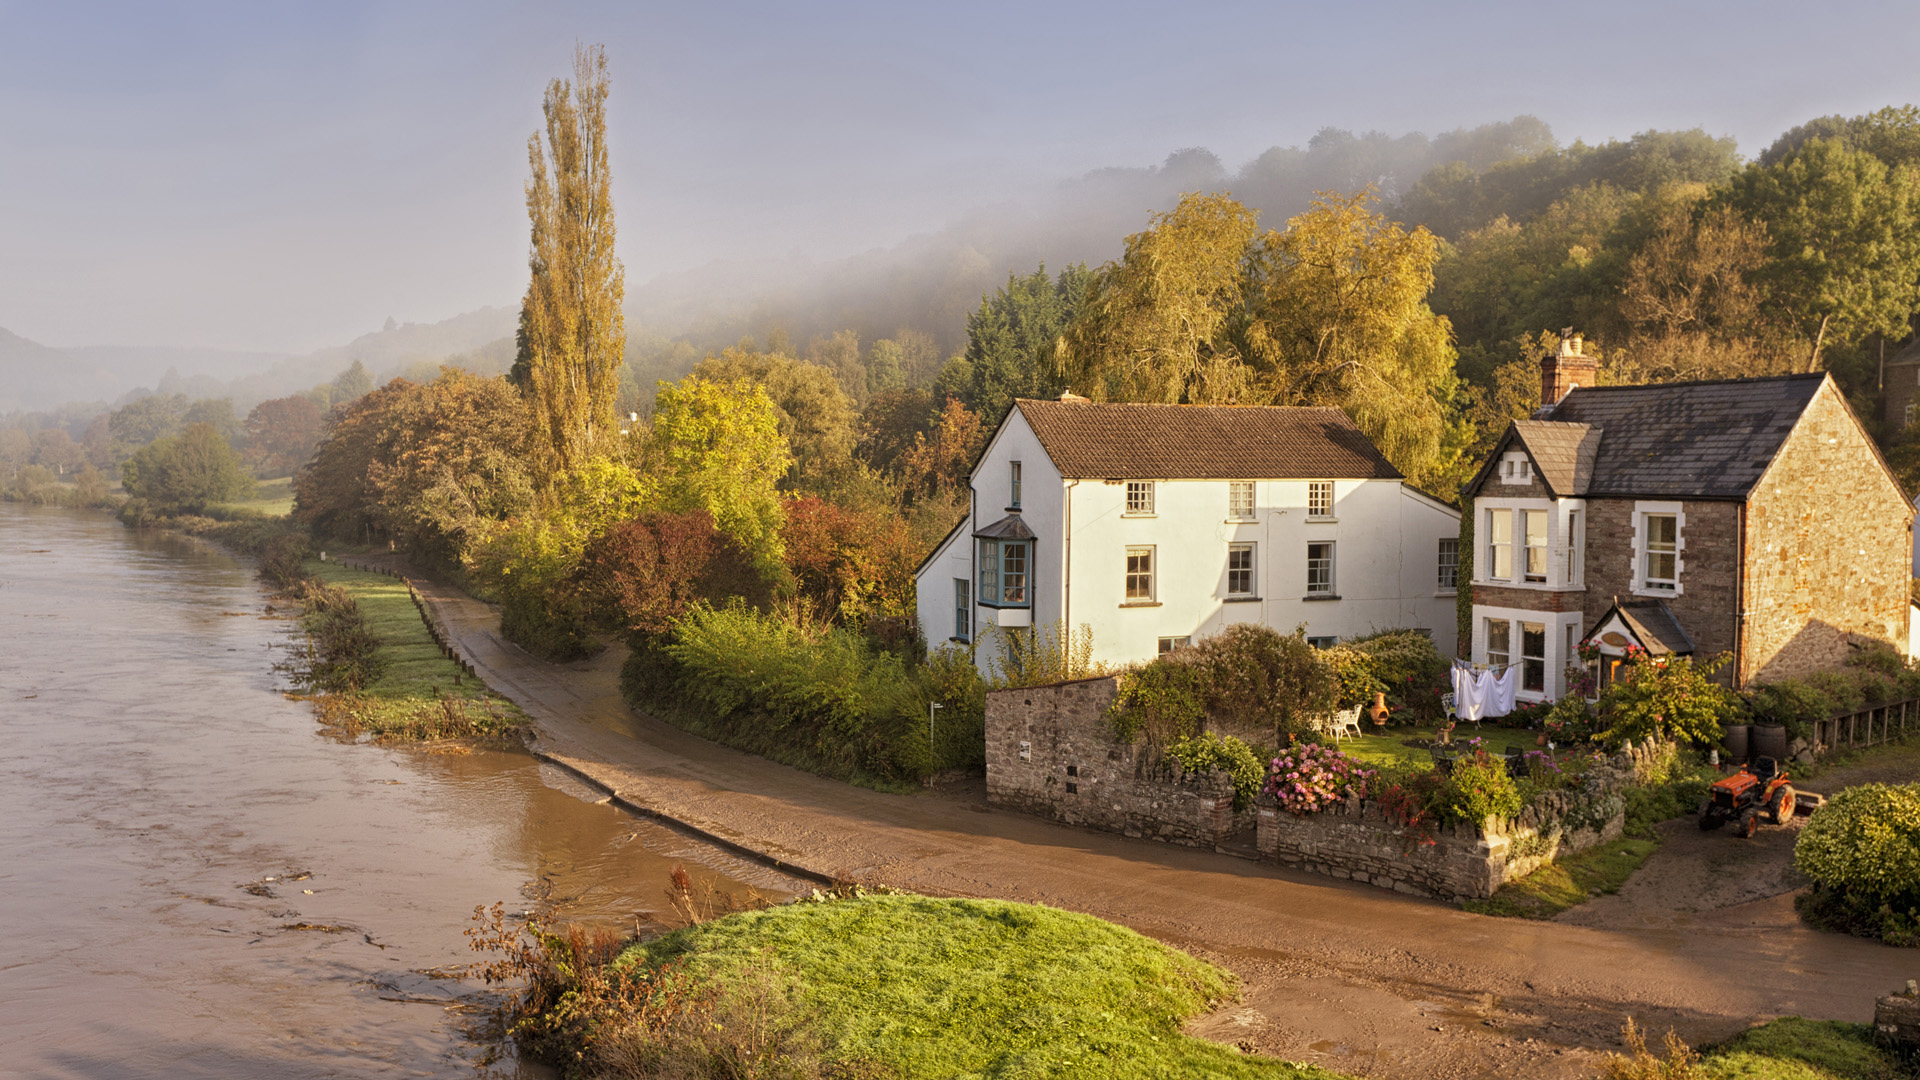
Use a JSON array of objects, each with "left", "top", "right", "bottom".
[
  {"left": 1498, "top": 451, "right": 1533, "bottom": 485},
  {"left": 1010, "top": 461, "right": 1022, "bottom": 509}
]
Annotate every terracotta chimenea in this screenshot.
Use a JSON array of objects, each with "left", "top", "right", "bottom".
[{"left": 1369, "top": 691, "right": 1389, "bottom": 727}]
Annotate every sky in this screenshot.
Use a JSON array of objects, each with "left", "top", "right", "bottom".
[{"left": 2, "top": 0, "right": 1918, "bottom": 354}]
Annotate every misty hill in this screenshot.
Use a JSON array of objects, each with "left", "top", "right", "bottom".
[{"left": 1, "top": 307, "right": 518, "bottom": 417}]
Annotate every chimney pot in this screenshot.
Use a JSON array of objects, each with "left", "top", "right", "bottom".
[{"left": 1541, "top": 331, "right": 1597, "bottom": 408}]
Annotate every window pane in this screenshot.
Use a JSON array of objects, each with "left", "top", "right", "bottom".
[
  {"left": 954, "top": 579, "right": 969, "bottom": 640},
  {"left": 1158, "top": 636, "right": 1190, "bottom": 654},
  {"left": 1437, "top": 538, "right": 1459, "bottom": 588},
  {"left": 1308, "top": 481, "right": 1333, "bottom": 517},
  {"left": 1010, "top": 461, "right": 1022, "bottom": 509},
  {"left": 1486, "top": 618, "right": 1510, "bottom": 667},
  {"left": 1228, "top": 542, "right": 1254, "bottom": 595},
  {"left": 1306, "top": 541, "right": 1333, "bottom": 593},
  {"left": 1524, "top": 509, "right": 1547, "bottom": 582},
  {"left": 1001, "top": 543, "right": 1027, "bottom": 604},
  {"left": 1229, "top": 481, "right": 1254, "bottom": 519},
  {"left": 1127, "top": 482, "right": 1154, "bottom": 514},
  {"left": 1566, "top": 510, "right": 1581, "bottom": 584},
  {"left": 1644, "top": 513, "right": 1677, "bottom": 587},
  {"left": 979, "top": 540, "right": 998, "bottom": 599},
  {"left": 1487, "top": 509, "right": 1513, "bottom": 580},
  {"left": 1521, "top": 622, "right": 1546, "bottom": 692},
  {"left": 1126, "top": 547, "right": 1153, "bottom": 600}
]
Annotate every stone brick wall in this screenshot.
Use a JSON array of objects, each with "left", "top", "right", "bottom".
[
  {"left": 1256, "top": 765, "right": 1628, "bottom": 901},
  {"left": 1743, "top": 380, "right": 1912, "bottom": 684},
  {"left": 984, "top": 676, "right": 1251, "bottom": 847},
  {"left": 1582, "top": 497, "right": 1741, "bottom": 665}
]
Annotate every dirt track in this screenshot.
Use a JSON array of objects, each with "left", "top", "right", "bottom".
[{"left": 378, "top": 560, "right": 1919, "bottom": 1080}]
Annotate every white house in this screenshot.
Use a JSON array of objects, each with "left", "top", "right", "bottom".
[{"left": 914, "top": 396, "right": 1462, "bottom": 673}]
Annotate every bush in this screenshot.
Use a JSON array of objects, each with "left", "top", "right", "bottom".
[
  {"left": 1108, "top": 651, "right": 1209, "bottom": 744},
  {"left": 1432, "top": 750, "right": 1524, "bottom": 828},
  {"left": 1198, "top": 624, "right": 1339, "bottom": 738},
  {"left": 122, "top": 421, "right": 255, "bottom": 511},
  {"left": 1541, "top": 695, "right": 1598, "bottom": 745},
  {"left": 1796, "top": 783, "right": 1920, "bottom": 906},
  {"left": 1326, "top": 629, "right": 1450, "bottom": 723},
  {"left": 1166, "top": 733, "right": 1265, "bottom": 811},
  {"left": 1263, "top": 742, "right": 1375, "bottom": 815},
  {"left": 1595, "top": 652, "right": 1734, "bottom": 749}
]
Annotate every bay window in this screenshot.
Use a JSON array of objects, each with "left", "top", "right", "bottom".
[{"left": 978, "top": 539, "right": 1030, "bottom": 606}]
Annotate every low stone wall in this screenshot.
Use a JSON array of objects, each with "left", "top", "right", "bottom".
[
  {"left": 985, "top": 676, "right": 1251, "bottom": 848},
  {"left": 1256, "top": 762, "right": 1629, "bottom": 902}
]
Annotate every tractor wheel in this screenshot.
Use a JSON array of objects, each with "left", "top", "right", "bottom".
[
  {"left": 1737, "top": 809, "right": 1760, "bottom": 839},
  {"left": 1698, "top": 799, "right": 1723, "bottom": 831},
  {"left": 1770, "top": 785, "right": 1797, "bottom": 825}
]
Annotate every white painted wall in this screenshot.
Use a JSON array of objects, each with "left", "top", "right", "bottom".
[{"left": 914, "top": 408, "right": 1462, "bottom": 673}]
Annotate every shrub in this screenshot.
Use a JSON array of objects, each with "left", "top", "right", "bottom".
[
  {"left": 1108, "top": 652, "right": 1208, "bottom": 745},
  {"left": 1594, "top": 652, "right": 1734, "bottom": 749},
  {"left": 1166, "top": 733, "right": 1265, "bottom": 811},
  {"left": 1263, "top": 742, "right": 1375, "bottom": 815},
  {"left": 1197, "top": 624, "right": 1339, "bottom": 738},
  {"left": 1541, "top": 695, "right": 1597, "bottom": 745},
  {"left": 984, "top": 619, "right": 1105, "bottom": 689},
  {"left": 1432, "top": 750, "right": 1524, "bottom": 828},
  {"left": 1796, "top": 784, "right": 1920, "bottom": 905},
  {"left": 1327, "top": 629, "right": 1450, "bottom": 723}
]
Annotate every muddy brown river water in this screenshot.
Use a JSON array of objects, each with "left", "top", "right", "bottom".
[{"left": 0, "top": 504, "right": 797, "bottom": 1078}]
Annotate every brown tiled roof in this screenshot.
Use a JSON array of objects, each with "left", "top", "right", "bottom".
[
  {"left": 1012, "top": 400, "right": 1402, "bottom": 480},
  {"left": 1544, "top": 374, "right": 1826, "bottom": 499}
]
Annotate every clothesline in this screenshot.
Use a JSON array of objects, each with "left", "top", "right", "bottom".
[
  {"left": 1452, "top": 657, "right": 1519, "bottom": 674},
  {"left": 1450, "top": 662, "right": 1517, "bottom": 720}
]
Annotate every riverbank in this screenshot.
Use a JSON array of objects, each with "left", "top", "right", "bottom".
[{"left": 371, "top": 552, "right": 1920, "bottom": 1080}]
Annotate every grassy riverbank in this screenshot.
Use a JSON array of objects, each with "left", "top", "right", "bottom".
[
  {"left": 294, "top": 559, "right": 526, "bottom": 741},
  {"left": 497, "top": 892, "right": 1349, "bottom": 1079}
]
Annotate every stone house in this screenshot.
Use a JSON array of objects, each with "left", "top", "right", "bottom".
[
  {"left": 1882, "top": 336, "right": 1920, "bottom": 431},
  {"left": 914, "top": 395, "right": 1461, "bottom": 673},
  {"left": 1463, "top": 337, "right": 1914, "bottom": 702}
]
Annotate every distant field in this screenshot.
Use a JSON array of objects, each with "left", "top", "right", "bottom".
[{"left": 216, "top": 476, "right": 295, "bottom": 518}]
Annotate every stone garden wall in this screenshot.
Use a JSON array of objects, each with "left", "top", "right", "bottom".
[
  {"left": 984, "top": 676, "right": 1252, "bottom": 848},
  {"left": 1256, "top": 760, "right": 1631, "bottom": 902}
]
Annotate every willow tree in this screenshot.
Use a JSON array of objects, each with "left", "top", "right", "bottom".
[{"left": 513, "top": 44, "right": 627, "bottom": 474}]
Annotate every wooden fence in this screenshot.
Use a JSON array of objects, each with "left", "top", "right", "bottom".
[{"left": 1811, "top": 698, "right": 1918, "bottom": 755}]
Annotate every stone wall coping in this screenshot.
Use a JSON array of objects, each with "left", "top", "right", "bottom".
[{"left": 985, "top": 674, "right": 1124, "bottom": 697}]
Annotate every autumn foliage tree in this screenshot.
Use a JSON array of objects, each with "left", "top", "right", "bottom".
[
  {"left": 512, "top": 44, "right": 626, "bottom": 473},
  {"left": 584, "top": 509, "right": 769, "bottom": 640},
  {"left": 243, "top": 394, "right": 326, "bottom": 477},
  {"left": 781, "top": 497, "right": 918, "bottom": 629}
]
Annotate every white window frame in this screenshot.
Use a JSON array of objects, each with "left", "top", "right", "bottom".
[
  {"left": 1228, "top": 481, "right": 1255, "bottom": 521},
  {"left": 1009, "top": 461, "right": 1022, "bottom": 509},
  {"left": 1522, "top": 508, "right": 1548, "bottom": 583},
  {"left": 1486, "top": 617, "right": 1511, "bottom": 669},
  {"left": 1520, "top": 621, "right": 1547, "bottom": 693},
  {"left": 1227, "top": 542, "right": 1256, "bottom": 597},
  {"left": 1564, "top": 508, "right": 1583, "bottom": 586},
  {"left": 1485, "top": 507, "right": 1513, "bottom": 582},
  {"left": 1306, "top": 635, "right": 1339, "bottom": 649},
  {"left": 1125, "top": 481, "right": 1155, "bottom": 516},
  {"left": 1475, "top": 605, "right": 1588, "bottom": 702},
  {"left": 1307, "top": 480, "right": 1334, "bottom": 518},
  {"left": 1437, "top": 537, "right": 1459, "bottom": 591},
  {"left": 1305, "top": 541, "right": 1335, "bottom": 596},
  {"left": 1630, "top": 501, "right": 1685, "bottom": 597},
  {"left": 1157, "top": 636, "right": 1191, "bottom": 654},
  {"left": 1125, "top": 545, "right": 1155, "bottom": 602},
  {"left": 1498, "top": 451, "right": 1533, "bottom": 485}
]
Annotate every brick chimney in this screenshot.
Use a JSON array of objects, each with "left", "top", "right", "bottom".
[{"left": 1541, "top": 330, "right": 1595, "bottom": 407}]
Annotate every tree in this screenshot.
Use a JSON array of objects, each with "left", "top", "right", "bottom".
[
  {"left": 692, "top": 346, "right": 856, "bottom": 490},
  {"left": 897, "top": 396, "right": 985, "bottom": 501},
  {"left": 857, "top": 389, "right": 937, "bottom": 476},
  {"left": 962, "top": 264, "right": 1093, "bottom": 418},
  {"left": 806, "top": 329, "right": 866, "bottom": 405},
  {"left": 1058, "top": 194, "right": 1260, "bottom": 404},
  {"left": 1245, "top": 190, "right": 1461, "bottom": 486},
  {"left": 584, "top": 509, "right": 770, "bottom": 639},
  {"left": 1724, "top": 139, "right": 1920, "bottom": 371},
  {"left": 123, "top": 422, "right": 255, "bottom": 510},
  {"left": 781, "top": 497, "right": 918, "bottom": 628},
  {"left": 243, "top": 395, "right": 327, "bottom": 478},
  {"left": 330, "top": 361, "right": 374, "bottom": 403},
  {"left": 644, "top": 376, "right": 792, "bottom": 570},
  {"left": 29, "top": 429, "right": 84, "bottom": 476},
  {"left": 108, "top": 393, "right": 190, "bottom": 462},
  {"left": 514, "top": 43, "right": 627, "bottom": 473}
]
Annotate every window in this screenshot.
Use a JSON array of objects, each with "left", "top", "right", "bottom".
[
  {"left": 1486, "top": 509, "right": 1513, "bottom": 580},
  {"left": 1157, "top": 636, "right": 1191, "bottom": 654},
  {"left": 1126, "top": 481, "right": 1155, "bottom": 515},
  {"left": 1125, "top": 546, "right": 1154, "bottom": 600},
  {"left": 1001, "top": 542, "right": 1028, "bottom": 604},
  {"left": 1308, "top": 480, "right": 1334, "bottom": 518},
  {"left": 1498, "top": 451, "right": 1533, "bottom": 485},
  {"left": 1228, "top": 481, "right": 1254, "bottom": 520},
  {"left": 1306, "top": 541, "right": 1334, "bottom": 595},
  {"left": 1227, "top": 542, "right": 1255, "bottom": 596},
  {"left": 1523, "top": 509, "right": 1548, "bottom": 583},
  {"left": 1009, "top": 461, "right": 1022, "bottom": 509},
  {"left": 953, "top": 579, "right": 969, "bottom": 641},
  {"left": 978, "top": 540, "right": 1030, "bottom": 606},
  {"left": 1565, "top": 510, "right": 1582, "bottom": 585},
  {"left": 1564, "top": 624, "right": 1578, "bottom": 682},
  {"left": 1437, "top": 538, "right": 1459, "bottom": 589},
  {"left": 1487, "top": 618, "right": 1511, "bottom": 669},
  {"left": 1521, "top": 622, "right": 1546, "bottom": 693},
  {"left": 1643, "top": 513, "right": 1678, "bottom": 590},
  {"left": 1307, "top": 635, "right": 1339, "bottom": 649}
]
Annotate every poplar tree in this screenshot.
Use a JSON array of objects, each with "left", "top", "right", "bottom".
[{"left": 513, "top": 44, "right": 627, "bottom": 474}]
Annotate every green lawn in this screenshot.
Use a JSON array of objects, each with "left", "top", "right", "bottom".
[
  {"left": 1337, "top": 726, "right": 1539, "bottom": 771},
  {"left": 300, "top": 559, "right": 524, "bottom": 739},
  {"left": 1699, "top": 1017, "right": 1905, "bottom": 1079},
  {"left": 214, "top": 476, "right": 295, "bottom": 518},
  {"left": 1460, "top": 838, "right": 1660, "bottom": 919},
  {"left": 620, "top": 894, "right": 1352, "bottom": 1079}
]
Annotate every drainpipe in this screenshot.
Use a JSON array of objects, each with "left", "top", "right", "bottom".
[{"left": 1734, "top": 501, "right": 1747, "bottom": 689}]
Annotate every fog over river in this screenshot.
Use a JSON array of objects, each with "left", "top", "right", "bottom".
[{"left": 0, "top": 504, "right": 790, "bottom": 1078}]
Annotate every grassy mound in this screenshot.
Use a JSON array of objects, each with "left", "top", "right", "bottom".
[
  {"left": 1463, "top": 838, "right": 1659, "bottom": 919},
  {"left": 300, "top": 560, "right": 524, "bottom": 740},
  {"left": 1703, "top": 1018, "right": 1907, "bottom": 1079},
  {"left": 612, "top": 893, "right": 1344, "bottom": 1079}
]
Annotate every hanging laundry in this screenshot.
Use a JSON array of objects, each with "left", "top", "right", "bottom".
[{"left": 1488, "top": 666, "right": 1517, "bottom": 717}]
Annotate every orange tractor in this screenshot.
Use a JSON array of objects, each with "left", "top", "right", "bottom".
[{"left": 1699, "top": 756, "right": 1796, "bottom": 838}]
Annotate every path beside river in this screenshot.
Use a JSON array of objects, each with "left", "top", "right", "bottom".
[{"left": 381, "top": 554, "right": 1920, "bottom": 1080}]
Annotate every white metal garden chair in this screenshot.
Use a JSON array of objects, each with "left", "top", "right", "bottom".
[{"left": 1330, "top": 705, "right": 1363, "bottom": 742}]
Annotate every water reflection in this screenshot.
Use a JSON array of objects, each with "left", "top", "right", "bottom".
[{"left": 0, "top": 504, "right": 793, "bottom": 1079}]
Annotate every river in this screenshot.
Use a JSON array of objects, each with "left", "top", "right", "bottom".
[{"left": 0, "top": 504, "right": 794, "bottom": 1079}]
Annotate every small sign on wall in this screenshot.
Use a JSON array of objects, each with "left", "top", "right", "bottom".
[{"left": 1018, "top": 741, "right": 1031, "bottom": 762}]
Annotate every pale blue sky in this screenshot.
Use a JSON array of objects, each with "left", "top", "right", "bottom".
[{"left": 2, "top": 0, "right": 1916, "bottom": 352}]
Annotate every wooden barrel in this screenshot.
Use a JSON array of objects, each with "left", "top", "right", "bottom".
[
  {"left": 1752, "top": 723, "right": 1788, "bottom": 763},
  {"left": 1722, "top": 723, "right": 1751, "bottom": 764}
]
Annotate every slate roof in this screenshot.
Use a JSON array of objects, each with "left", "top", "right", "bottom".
[
  {"left": 1012, "top": 400, "right": 1402, "bottom": 481},
  {"left": 1594, "top": 599, "right": 1696, "bottom": 656},
  {"left": 1522, "top": 373, "right": 1827, "bottom": 499},
  {"left": 973, "top": 513, "right": 1035, "bottom": 541},
  {"left": 1510, "top": 419, "right": 1600, "bottom": 496}
]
